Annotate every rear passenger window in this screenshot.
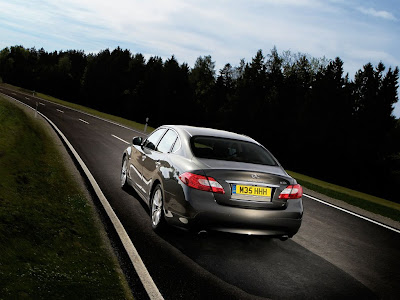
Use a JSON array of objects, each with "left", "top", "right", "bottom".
[
  {"left": 157, "top": 130, "right": 178, "bottom": 153},
  {"left": 144, "top": 128, "right": 167, "bottom": 150}
]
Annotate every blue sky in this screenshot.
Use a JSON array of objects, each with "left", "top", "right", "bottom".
[{"left": 1, "top": 0, "right": 399, "bottom": 117}]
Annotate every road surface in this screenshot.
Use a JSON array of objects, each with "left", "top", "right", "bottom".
[{"left": 1, "top": 87, "right": 399, "bottom": 299}]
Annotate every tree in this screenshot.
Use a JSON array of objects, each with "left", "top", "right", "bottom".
[
  {"left": 1, "top": 45, "right": 399, "bottom": 201},
  {"left": 350, "top": 62, "right": 399, "bottom": 197},
  {"left": 189, "top": 55, "right": 216, "bottom": 123}
]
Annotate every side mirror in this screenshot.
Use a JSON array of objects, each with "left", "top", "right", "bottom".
[{"left": 132, "top": 136, "right": 143, "bottom": 146}]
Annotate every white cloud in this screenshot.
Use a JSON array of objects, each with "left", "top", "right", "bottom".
[
  {"left": 358, "top": 7, "right": 397, "bottom": 21},
  {"left": 0, "top": 0, "right": 399, "bottom": 117}
]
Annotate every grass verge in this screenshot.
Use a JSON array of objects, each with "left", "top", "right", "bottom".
[
  {"left": 287, "top": 170, "right": 400, "bottom": 223},
  {"left": 0, "top": 96, "right": 133, "bottom": 299}
]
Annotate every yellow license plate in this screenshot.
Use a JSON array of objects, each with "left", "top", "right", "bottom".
[{"left": 233, "top": 185, "right": 271, "bottom": 197}]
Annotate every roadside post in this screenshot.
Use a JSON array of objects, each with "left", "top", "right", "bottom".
[{"left": 144, "top": 117, "right": 149, "bottom": 133}]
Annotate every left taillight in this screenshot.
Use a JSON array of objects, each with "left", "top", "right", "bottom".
[
  {"left": 279, "top": 184, "right": 303, "bottom": 199},
  {"left": 179, "top": 172, "right": 225, "bottom": 194}
]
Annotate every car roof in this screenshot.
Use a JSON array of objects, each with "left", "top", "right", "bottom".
[{"left": 163, "top": 125, "right": 258, "bottom": 144}]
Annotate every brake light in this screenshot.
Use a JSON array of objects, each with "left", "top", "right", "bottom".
[
  {"left": 279, "top": 184, "right": 303, "bottom": 199},
  {"left": 179, "top": 172, "right": 225, "bottom": 194}
]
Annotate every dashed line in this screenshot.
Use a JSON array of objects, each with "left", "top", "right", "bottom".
[
  {"left": 39, "top": 102, "right": 45, "bottom": 106},
  {"left": 25, "top": 97, "right": 30, "bottom": 100},
  {"left": 79, "top": 118, "right": 89, "bottom": 124},
  {"left": 57, "top": 109, "right": 64, "bottom": 113},
  {"left": 12, "top": 92, "right": 16, "bottom": 95},
  {"left": 112, "top": 134, "right": 130, "bottom": 145}
]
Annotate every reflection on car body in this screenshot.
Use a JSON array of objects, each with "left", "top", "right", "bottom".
[{"left": 121, "top": 125, "right": 303, "bottom": 240}]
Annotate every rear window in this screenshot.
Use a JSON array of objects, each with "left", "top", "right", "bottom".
[{"left": 190, "top": 136, "right": 277, "bottom": 166}]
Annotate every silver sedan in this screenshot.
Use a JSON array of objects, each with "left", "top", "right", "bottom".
[{"left": 121, "top": 125, "right": 303, "bottom": 240}]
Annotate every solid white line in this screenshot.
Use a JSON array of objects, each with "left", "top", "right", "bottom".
[
  {"left": 112, "top": 134, "right": 130, "bottom": 145},
  {"left": 5, "top": 94, "right": 164, "bottom": 300},
  {"left": 79, "top": 118, "right": 89, "bottom": 124},
  {"left": 57, "top": 109, "right": 64, "bottom": 113},
  {"left": 304, "top": 194, "right": 400, "bottom": 234}
]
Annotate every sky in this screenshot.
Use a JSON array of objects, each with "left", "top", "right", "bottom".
[{"left": 1, "top": 0, "right": 399, "bottom": 117}]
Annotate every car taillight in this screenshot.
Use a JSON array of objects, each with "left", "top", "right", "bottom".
[
  {"left": 179, "top": 172, "right": 225, "bottom": 194},
  {"left": 279, "top": 184, "right": 303, "bottom": 199}
]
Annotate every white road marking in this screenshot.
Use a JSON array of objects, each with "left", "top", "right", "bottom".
[
  {"left": 25, "top": 97, "right": 30, "bottom": 100},
  {"left": 7, "top": 95, "right": 164, "bottom": 300},
  {"left": 12, "top": 92, "right": 16, "bottom": 95},
  {"left": 79, "top": 118, "right": 89, "bottom": 124},
  {"left": 57, "top": 109, "right": 64, "bottom": 113},
  {"left": 304, "top": 194, "right": 400, "bottom": 234},
  {"left": 112, "top": 134, "right": 130, "bottom": 145},
  {"left": 2, "top": 87, "right": 144, "bottom": 134},
  {"left": 39, "top": 102, "right": 45, "bottom": 106}
]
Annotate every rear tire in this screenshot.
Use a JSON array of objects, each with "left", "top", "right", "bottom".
[{"left": 151, "top": 184, "right": 166, "bottom": 231}]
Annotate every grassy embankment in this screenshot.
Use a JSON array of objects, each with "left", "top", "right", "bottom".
[
  {"left": 287, "top": 170, "right": 400, "bottom": 222},
  {"left": 2, "top": 83, "right": 399, "bottom": 223},
  {"left": 0, "top": 96, "right": 133, "bottom": 299}
]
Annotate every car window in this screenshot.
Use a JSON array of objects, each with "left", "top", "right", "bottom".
[
  {"left": 191, "top": 136, "right": 277, "bottom": 166},
  {"left": 157, "top": 130, "right": 178, "bottom": 153},
  {"left": 143, "top": 128, "right": 167, "bottom": 151}
]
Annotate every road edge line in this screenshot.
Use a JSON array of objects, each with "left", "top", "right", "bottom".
[
  {"left": 4, "top": 94, "right": 164, "bottom": 300},
  {"left": 304, "top": 193, "right": 400, "bottom": 234}
]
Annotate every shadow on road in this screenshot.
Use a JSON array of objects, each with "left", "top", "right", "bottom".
[{"left": 158, "top": 228, "right": 376, "bottom": 299}]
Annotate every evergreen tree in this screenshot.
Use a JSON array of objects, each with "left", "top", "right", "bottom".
[{"left": 1, "top": 45, "right": 399, "bottom": 200}]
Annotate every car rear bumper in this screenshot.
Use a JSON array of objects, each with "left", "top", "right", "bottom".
[{"left": 165, "top": 188, "right": 303, "bottom": 236}]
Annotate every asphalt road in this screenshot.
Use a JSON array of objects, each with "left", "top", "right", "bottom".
[{"left": 2, "top": 87, "right": 399, "bottom": 299}]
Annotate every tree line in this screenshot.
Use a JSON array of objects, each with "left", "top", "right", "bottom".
[{"left": 0, "top": 45, "right": 399, "bottom": 202}]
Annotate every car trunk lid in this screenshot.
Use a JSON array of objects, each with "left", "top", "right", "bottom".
[{"left": 193, "top": 158, "right": 295, "bottom": 210}]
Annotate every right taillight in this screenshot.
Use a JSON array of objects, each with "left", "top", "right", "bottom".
[{"left": 279, "top": 184, "right": 303, "bottom": 199}]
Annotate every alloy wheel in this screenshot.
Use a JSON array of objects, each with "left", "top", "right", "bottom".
[
  {"left": 151, "top": 188, "right": 163, "bottom": 228},
  {"left": 121, "top": 157, "right": 128, "bottom": 188}
]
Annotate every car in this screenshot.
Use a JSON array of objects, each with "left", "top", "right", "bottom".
[{"left": 120, "top": 125, "right": 303, "bottom": 239}]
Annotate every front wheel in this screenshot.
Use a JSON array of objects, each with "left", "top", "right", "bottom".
[{"left": 151, "top": 184, "right": 166, "bottom": 231}]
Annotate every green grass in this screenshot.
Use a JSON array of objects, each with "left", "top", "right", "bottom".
[
  {"left": 287, "top": 170, "right": 400, "bottom": 222},
  {"left": 0, "top": 96, "right": 133, "bottom": 299}
]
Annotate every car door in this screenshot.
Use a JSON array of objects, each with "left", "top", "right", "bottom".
[
  {"left": 141, "top": 129, "right": 178, "bottom": 198},
  {"left": 129, "top": 140, "right": 147, "bottom": 196},
  {"left": 131, "top": 128, "right": 167, "bottom": 198}
]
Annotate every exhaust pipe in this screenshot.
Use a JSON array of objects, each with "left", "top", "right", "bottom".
[
  {"left": 197, "top": 230, "right": 208, "bottom": 237},
  {"left": 279, "top": 235, "right": 289, "bottom": 241}
]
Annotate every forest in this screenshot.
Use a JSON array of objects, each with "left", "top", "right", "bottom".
[{"left": 0, "top": 45, "right": 399, "bottom": 202}]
